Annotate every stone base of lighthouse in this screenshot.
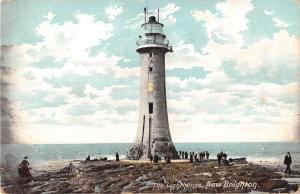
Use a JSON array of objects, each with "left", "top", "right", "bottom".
[{"left": 127, "top": 140, "right": 180, "bottom": 160}]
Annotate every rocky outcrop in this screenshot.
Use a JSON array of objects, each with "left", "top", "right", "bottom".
[{"left": 1, "top": 160, "right": 299, "bottom": 193}]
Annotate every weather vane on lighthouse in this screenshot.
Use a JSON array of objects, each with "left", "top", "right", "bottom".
[{"left": 127, "top": 7, "right": 179, "bottom": 160}]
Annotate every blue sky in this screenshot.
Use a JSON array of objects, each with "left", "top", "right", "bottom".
[{"left": 1, "top": 0, "right": 299, "bottom": 143}]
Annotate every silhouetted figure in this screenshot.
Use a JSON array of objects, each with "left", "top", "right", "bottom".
[
  {"left": 18, "top": 156, "right": 31, "bottom": 177},
  {"left": 185, "top": 151, "right": 188, "bottom": 159},
  {"left": 181, "top": 152, "right": 185, "bottom": 159},
  {"left": 86, "top": 155, "right": 91, "bottom": 161},
  {"left": 149, "top": 154, "right": 153, "bottom": 162},
  {"left": 116, "top": 152, "right": 119, "bottom": 161},
  {"left": 179, "top": 150, "right": 182, "bottom": 156},
  {"left": 189, "top": 153, "right": 194, "bottom": 163},
  {"left": 200, "top": 152, "right": 204, "bottom": 160},
  {"left": 206, "top": 151, "right": 209, "bottom": 159},
  {"left": 284, "top": 152, "right": 292, "bottom": 174},
  {"left": 217, "top": 153, "right": 222, "bottom": 164},
  {"left": 223, "top": 153, "right": 227, "bottom": 160},
  {"left": 154, "top": 154, "right": 159, "bottom": 163},
  {"left": 60, "top": 162, "right": 73, "bottom": 172},
  {"left": 194, "top": 153, "right": 197, "bottom": 161}
]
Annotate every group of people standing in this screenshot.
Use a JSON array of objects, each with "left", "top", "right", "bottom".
[
  {"left": 149, "top": 154, "right": 164, "bottom": 163},
  {"left": 177, "top": 150, "right": 210, "bottom": 162}
]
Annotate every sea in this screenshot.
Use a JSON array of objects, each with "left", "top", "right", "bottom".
[{"left": 1, "top": 142, "right": 300, "bottom": 174}]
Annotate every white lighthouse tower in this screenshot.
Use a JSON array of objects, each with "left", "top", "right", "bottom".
[{"left": 127, "top": 9, "right": 179, "bottom": 159}]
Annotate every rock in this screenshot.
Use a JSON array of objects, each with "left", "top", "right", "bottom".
[
  {"left": 195, "top": 172, "right": 212, "bottom": 177},
  {"left": 138, "top": 184, "right": 153, "bottom": 192},
  {"left": 287, "top": 184, "right": 299, "bottom": 192},
  {"left": 135, "top": 175, "right": 148, "bottom": 182},
  {"left": 271, "top": 187, "right": 289, "bottom": 193},
  {"left": 1, "top": 159, "right": 296, "bottom": 193},
  {"left": 123, "top": 182, "right": 134, "bottom": 191},
  {"left": 260, "top": 179, "right": 288, "bottom": 192}
]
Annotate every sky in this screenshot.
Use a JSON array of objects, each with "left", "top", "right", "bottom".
[{"left": 1, "top": 0, "right": 299, "bottom": 144}]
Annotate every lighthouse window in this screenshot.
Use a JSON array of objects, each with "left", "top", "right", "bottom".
[
  {"left": 149, "top": 67, "right": 153, "bottom": 72},
  {"left": 149, "top": 103, "right": 153, "bottom": 114},
  {"left": 149, "top": 52, "right": 152, "bottom": 57}
]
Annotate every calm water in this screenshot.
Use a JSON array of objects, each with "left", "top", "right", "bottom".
[{"left": 1, "top": 142, "right": 300, "bottom": 173}]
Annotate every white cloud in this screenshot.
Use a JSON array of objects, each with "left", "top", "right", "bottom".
[
  {"left": 176, "top": 29, "right": 299, "bottom": 74},
  {"left": 273, "top": 17, "right": 289, "bottom": 28},
  {"left": 157, "top": 3, "right": 181, "bottom": 24},
  {"left": 36, "top": 14, "right": 113, "bottom": 61},
  {"left": 263, "top": 10, "right": 273, "bottom": 15},
  {"left": 166, "top": 77, "right": 299, "bottom": 142},
  {"left": 166, "top": 42, "right": 204, "bottom": 69},
  {"left": 230, "top": 30, "right": 299, "bottom": 72},
  {"left": 191, "top": 0, "right": 254, "bottom": 45},
  {"left": 44, "top": 11, "right": 56, "bottom": 21},
  {"left": 1, "top": 44, "right": 43, "bottom": 67},
  {"left": 166, "top": 3, "right": 299, "bottom": 142},
  {"left": 105, "top": 5, "right": 124, "bottom": 21},
  {"left": 13, "top": 81, "right": 140, "bottom": 143},
  {"left": 126, "top": 3, "right": 180, "bottom": 28}
]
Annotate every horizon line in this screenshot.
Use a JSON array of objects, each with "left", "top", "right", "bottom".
[{"left": 1, "top": 140, "right": 300, "bottom": 145}]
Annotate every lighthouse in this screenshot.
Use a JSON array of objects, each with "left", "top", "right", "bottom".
[{"left": 127, "top": 9, "right": 179, "bottom": 159}]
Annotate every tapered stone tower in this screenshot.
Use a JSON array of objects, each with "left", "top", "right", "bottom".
[{"left": 127, "top": 9, "right": 179, "bottom": 160}]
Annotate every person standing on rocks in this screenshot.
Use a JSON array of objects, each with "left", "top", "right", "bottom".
[
  {"left": 116, "top": 152, "right": 119, "bottom": 162},
  {"left": 217, "top": 152, "right": 222, "bottom": 164},
  {"left": 18, "top": 156, "right": 31, "bottom": 177},
  {"left": 185, "top": 151, "right": 188, "bottom": 159},
  {"left": 206, "top": 151, "right": 209, "bottom": 159},
  {"left": 194, "top": 153, "right": 198, "bottom": 161},
  {"left": 189, "top": 152, "right": 194, "bottom": 163},
  {"left": 153, "top": 154, "right": 159, "bottom": 163},
  {"left": 284, "top": 152, "right": 292, "bottom": 174},
  {"left": 223, "top": 153, "right": 227, "bottom": 160}
]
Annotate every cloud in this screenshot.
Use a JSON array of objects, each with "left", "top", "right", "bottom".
[
  {"left": 105, "top": 5, "right": 124, "bottom": 21},
  {"left": 191, "top": 0, "right": 254, "bottom": 45},
  {"left": 166, "top": 42, "right": 204, "bottom": 69},
  {"left": 126, "top": 3, "right": 180, "bottom": 28},
  {"left": 166, "top": 33, "right": 299, "bottom": 134},
  {"left": 273, "top": 17, "right": 289, "bottom": 28},
  {"left": 166, "top": 77, "right": 299, "bottom": 142},
  {"left": 1, "top": 44, "right": 42, "bottom": 67},
  {"left": 157, "top": 3, "right": 181, "bottom": 24},
  {"left": 263, "top": 10, "right": 273, "bottom": 15},
  {"left": 44, "top": 11, "right": 56, "bottom": 21},
  {"left": 36, "top": 14, "right": 113, "bottom": 61},
  {"left": 181, "top": 27, "right": 299, "bottom": 74},
  {"left": 165, "top": 0, "right": 299, "bottom": 141},
  {"left": 1, "top": 11, "right": 141, "bottom": 143},
  {"left": 227, "top": 30, "right": 299, "bottom": 73}
]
